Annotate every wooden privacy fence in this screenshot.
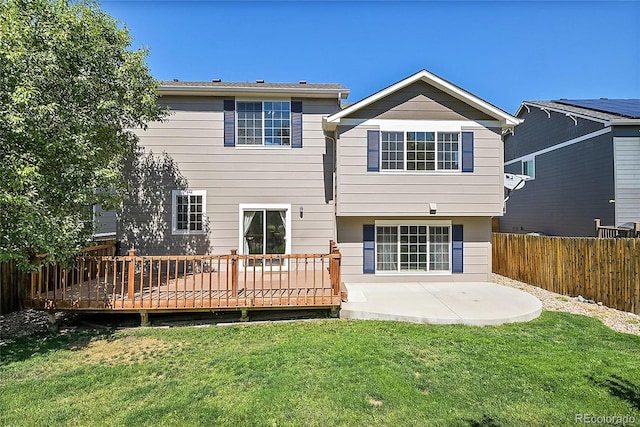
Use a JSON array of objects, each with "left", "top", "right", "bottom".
[
  {"left": 25, "top": 243, "right": 342, "bottom": 312},
  {"left": 493, "top": 233, "right": 640, "bottom": 315}
]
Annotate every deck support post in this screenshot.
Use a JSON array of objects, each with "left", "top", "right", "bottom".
[
  {"left": 47, "top": 311, "right": 58, "bottom": 331},
  {"left": 330, "top": 306, "right": 340, "bottom": 318},
  {"left": 240, "top": 308, "right": 249, "bottom": 322},
  {"left": 140, "top": 310, "right": 150, "bottom": 327}
]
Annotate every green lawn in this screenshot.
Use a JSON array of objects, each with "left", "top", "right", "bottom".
[{"left": 1, "top": 312, "right": 639, "bottom": 427}]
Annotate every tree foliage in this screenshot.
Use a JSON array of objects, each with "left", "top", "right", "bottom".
[{"left": 0, "top": 0, "right": 165, "bottom": 270}]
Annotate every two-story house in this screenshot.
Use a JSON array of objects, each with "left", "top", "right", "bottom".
[
  {"left": 104, "top": 70, "right": 520, "bottom": 284},
  {"left": 324, "top": 70, "right": 520, "bottom": 282},
  {"left": 502, "top": 99, "right": 640, "bottom": 237}
]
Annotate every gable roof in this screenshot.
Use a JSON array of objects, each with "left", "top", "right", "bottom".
[
  {"left": 158, "top": 80, "right": 349, "bottom": 99},
  {"left": 323, "top": 69, "right": 521, "bottom": 130},
  {"left": 517, "top": 100, "right": 640, "bottom": 125}
]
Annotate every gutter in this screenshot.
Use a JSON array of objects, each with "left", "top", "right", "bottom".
[{"left": 158, "top": 85, "right": 350, "bottom": 99}]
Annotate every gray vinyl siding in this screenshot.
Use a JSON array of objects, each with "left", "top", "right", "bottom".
[
  {"left": 352, "top": 81, "right": 495, "bottom": 122},
  {"left": 504, "top": 107, "right": 606, "bottom": 161},
  {"left": 336, "top": 125, "right": 504, "bottom": 216},
  {"left": 119, "top": 96, "right": 339, "bottom": 256},
  {"left": 337, "top": 216, "right": 492, "bottom": 282},
  {"left": 613, "top": 135, "right": 640, "bottom": 225},
  {"left": 501, "top": 131, "right": 615, "bottom": 236}
]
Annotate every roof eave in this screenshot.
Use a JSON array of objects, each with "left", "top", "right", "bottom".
[
  {"left": 610, "top": 119, "right": 640, "bottom": 126},
  {"left": 158, "top": 85, "right": 350, "bottom": 99},
  {"left": 325, "top": 69, "right": 519, "bottom": 127}
]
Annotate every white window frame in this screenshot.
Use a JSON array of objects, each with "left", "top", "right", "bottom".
[
  {"left": 380, "top": 131, "right": 461, "bottom": 173},
  {"left": 374, "top": 219, "right": 452, "bottom": 276},
  {"left": 522, "top": 156, "right": 535, "bottom": 180},
  {"left": 236, "top": 99, "right": 292, "bottom": 149},
  {"left": 238, "top": 203, "right": 292, "bottom": 270},
  {"left": 171, "top": 190, "right": 206, "bottom": 235}
]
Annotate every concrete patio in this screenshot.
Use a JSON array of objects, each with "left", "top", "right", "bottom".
[{"left": 340, "top": 282, "right": 542, "bottom": 326}]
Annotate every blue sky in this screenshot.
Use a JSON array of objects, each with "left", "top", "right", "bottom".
[{"left": 101, "top": 1, "right": 640, "bottom": 113}]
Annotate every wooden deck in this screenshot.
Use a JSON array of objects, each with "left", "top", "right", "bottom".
[{"left": 24, "top": 243, "right": 343, "bottom": 314}]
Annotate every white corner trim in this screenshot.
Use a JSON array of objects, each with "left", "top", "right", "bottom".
[{"left": 504, "top": 127, "right": 611, "bottom": 166}]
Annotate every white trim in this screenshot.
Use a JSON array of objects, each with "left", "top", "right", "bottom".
[
  {"left": 325, "top": 70, "right": 521, "bottom": 128},
  {"left": 171, "top": 190, "right": 207, "bottom": 236},
  {"left": 379, "top": 130, "right": 461, "bottom": 173},
  {"left": 373, "top": 222, "right": 453, "bottom": 275},
  {"left": 521, "top": 156, "right": 535, "bottom": 180},
  {"left": 238, "top": 203, "right": 292, "bottom": 271},
  {"left": 159, "top": 86, "right": 349, "bottom": 99},
  {"left": 339, "top": 118, "right": 500, "bottom": 130},
  {"left": 236, "top": 100, "right": 293, "bottom": 148},
  {"left": 375, "top": 219, "right": 451, "bottom": 226},
  {"left": 504, "top": 127, "right": 611, "bottom": 166}
]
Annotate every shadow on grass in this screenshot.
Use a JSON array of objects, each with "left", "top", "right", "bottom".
[
  {"left": 590, "top": 374, "right": 640, "bottom": 411},
  {"left": 0, "top": 314, "right": 129, "bottom": 365},
  {"left": 1, "top": 329, "right": 113, "bottom": 365},
  {"left": 466, "top": 414, "right": 501, "bottom": 426}
]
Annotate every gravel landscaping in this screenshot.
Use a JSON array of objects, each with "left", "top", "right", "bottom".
[{"left": 493, "top": 273, "right": 640, "bottom": 336}]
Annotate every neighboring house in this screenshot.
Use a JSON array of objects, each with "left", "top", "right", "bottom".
[
  {"left": 502, "top": 99, "right": 640, "bottom": 237},
  {"left": 104, "top": 70, "right": 520, "bottom": 283}
]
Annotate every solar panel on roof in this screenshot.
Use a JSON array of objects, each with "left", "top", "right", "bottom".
[{"left": 555, "top": 99, "right": 640, "bottom": 119}]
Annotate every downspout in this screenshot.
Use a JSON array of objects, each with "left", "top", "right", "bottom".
[{"left": 326, "top": 132, "right": 338, "bottom": 243}]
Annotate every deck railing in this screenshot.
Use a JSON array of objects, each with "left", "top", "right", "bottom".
[
  {"left": 26, "top": 242, "right": 342, "bottom": 311},
  {"left": 595, "top": 218, "right": 640, "bottom": 238}
]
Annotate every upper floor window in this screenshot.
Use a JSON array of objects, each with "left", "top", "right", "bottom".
[
  {"left": 172, "top": 190, "right": 206, "bottom": 235},
  {"left": 381, "top": 131, "right": 460, "bottom": 171},
  {"left": 237, "top": 101, "right": 291, "bottom": 146}
]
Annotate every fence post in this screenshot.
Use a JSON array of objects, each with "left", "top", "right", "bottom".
[
  {"left": 594, "top": 218, "right": 601, "bottom": 237},
  {"left": 127, "top": 249, "right": 137, "bottom": 301},
  {"left": 634, "top": 222, "right": 640, "bottom": 238},
  {"left": 230, "top": 249, "right": 238, "bottom": 295}
]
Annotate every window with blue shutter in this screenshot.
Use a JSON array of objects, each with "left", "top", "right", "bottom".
[
  {"left": 461, "top": 132, "right": 474, "bottom": 172},
  {"left": 367, "top": 130, "right": 380, "bottom": 172},
  {"left": 452, "top": 224, "right": 464, "bottom": 273},
  {"left": 363, "top": 224, "right": 375, "bottom": 274},
  {"left": 223, "top": 99, "right": 235, "bottom": 147},
  {"left": 291, "top": 101, "right": 303, "bottom": 148}
]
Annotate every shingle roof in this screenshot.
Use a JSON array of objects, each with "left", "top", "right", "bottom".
[
  {"left": 523, "top": 100, "right": 633, "bottom": 121},
  {"left": 160, "top": 80, "right": 347, "bottom": 90}
]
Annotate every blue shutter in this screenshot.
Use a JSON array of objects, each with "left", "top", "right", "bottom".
[
  {"left": 452, "top": 225, "right": 464, "bottom": 273},
  {"left": 363, "top": 224, "right": 375, "bottom": 274},
  {"left": 291, "top": 101, "right": 303, "bottom": 148},
  {"left": 461, "top": 132, "right": 474, "bottom": 172},
  {"left": 367, "top": 130, "right": 380, "bottom": 172},
  {"left": 223, "top": 99, "right": 235, "bottom": 147}
]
